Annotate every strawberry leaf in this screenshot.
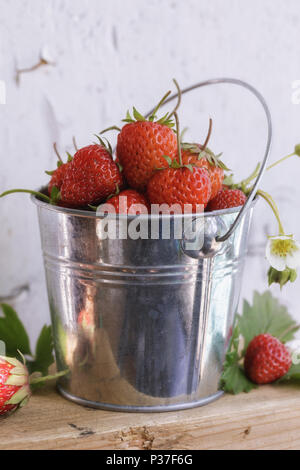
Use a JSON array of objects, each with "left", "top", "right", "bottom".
[
  {"left": 279, "top": 363, "right": 300, "bottom": 382},
  {"left": 221, "top": 291, "right": 299, "bottom": 394},
  {"left": 133, "top": 107, "right": 146, "bottom": 122},
  {"left": 50, "top": 186, "right": 60, "bottom": 205},
  {"left": 0, "top": 304, "right": 55, "bottom": 377},
  {"left": 238, "top": 291, "right": 299, "bottom": 353},
  {"left": 28, "top": 326, "right": 54, "bottom": 376},
  {"left": 220, "top": 324, "right": 257, "bottom": 394},
  {"left": 162, "top": 155, "right": 172, "bottom": 166},
  {"left": 0, "top": 304, "right": 31, "bottom": 357}
]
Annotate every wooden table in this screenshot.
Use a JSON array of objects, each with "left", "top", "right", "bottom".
[{"left": 1, "top": 383, "right": 300, "bottom": 450}]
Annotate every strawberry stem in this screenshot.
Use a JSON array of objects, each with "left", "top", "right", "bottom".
[
  {"left": 168, "top": 79, "right": 182, "bottom": 119},
  {"left": 256, "top": 189, "right": 285, "bottom": 235},
  {"left": 239, "top": 151, "right": 297, "bottom": 188},
  {"left": 0, "top": 189, "right": 51, "bottom": 203},
  {"left": 53, "top": 142, "right": 63, "bottom": 163},
  {"left": 148, "top": 90, "right": 172, "bottom": 121},
  {"left": 174, "top": 111, "right": 182, "bottom": 166},
  {"left": 72, "top": 136, "right": 78, "bottom": 151},
  {"left": 29, "top": 369, "right": 68, "bottom": 385},
  {"left": 100, "top": 125, "right": 121, "bottom": 134},
  {"left": 202, "top": 118, "right": 213, "bottom": 152}
]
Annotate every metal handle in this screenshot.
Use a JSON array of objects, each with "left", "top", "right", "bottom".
[{"left": 146, "top": 78, "right": 272, "bottom": 242}]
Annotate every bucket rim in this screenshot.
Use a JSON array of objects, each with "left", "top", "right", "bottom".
[{"left": 31, "top": 191, "right": 257, "bottom": 220}]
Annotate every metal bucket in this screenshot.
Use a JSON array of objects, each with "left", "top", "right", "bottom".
[{"left": 33, "top": 78, "right": 272, "bottom": 412}]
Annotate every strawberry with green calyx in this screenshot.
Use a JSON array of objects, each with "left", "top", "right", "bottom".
[
  {"left": 102, "top": 80, "right": 181, "bottom": 191},
  {"left": 180, "top": 119, "right": 229, "bottom": 200},
  {"left": 59, "top": 141, "right": 124, "bottom": 208},
  {"left": 0, "top": 142, "right": 74, "bottom": 206},
  {"left": 147, "top": 112, "right": 212, "bottom": 212},
  {"left": 0, "top": 354, "right": 67, "bottom": 417},
  {"left": 1, "top": 139, "right": 124, "bottom": 209},
  {"left": 220, "top": 291, "right": 300, "bottom": 394},
  {"left": 47, "top": 143, "right": 73, "bottom": 196},
  {"left": 244, "top": 333, "right": 292, "bottom": 385}
]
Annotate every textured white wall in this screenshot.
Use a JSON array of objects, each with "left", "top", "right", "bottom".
[{"left": 1, "top": 0, "right": 300, "bottom": 343}]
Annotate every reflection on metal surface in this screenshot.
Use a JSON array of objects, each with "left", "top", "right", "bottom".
[{"left": 33, "top": 197, "right": 254, "bottom": 411}]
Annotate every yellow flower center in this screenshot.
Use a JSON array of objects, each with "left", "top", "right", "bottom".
[{"left": 271, "top": 238, "right": 298, "bottom": 258}]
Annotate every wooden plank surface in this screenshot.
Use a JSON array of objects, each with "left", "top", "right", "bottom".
[{"left": 1, "top": 383, "right": 300, "bottom": 450}]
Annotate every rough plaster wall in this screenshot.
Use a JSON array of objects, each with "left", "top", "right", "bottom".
[{"left": 0, "top": 0, "right": 300, "bottom": 343}]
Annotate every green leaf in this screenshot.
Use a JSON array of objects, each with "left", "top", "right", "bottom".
[
  {"left": 28, "top": 326, "right": 54, "bottom": 376},
  {"left": 220, "top": 324, "right": 257, "bottom": 394},
  {"left": 132, "top": 107, "right": 146, "bottom": 122},
  {"left": 238, "top": 291, "right": 299, "bottom": 353},
  {"left": 221, "top": 362, "right": 256, "bottom": 394},
  {"left": 50, "top": 186, "right": 60, "bottom": 205},
  {"left": 280, "top": 363, "right": 300, "bottom": 382},
  {"left": 184, "top": 164, "right": 194, "bottom": 173},
  {"left": 162, "top": 155, "right": 172, "bottom": 166},
  {"left": 0, "top": 304, "right": 31, "bottom": 357}
]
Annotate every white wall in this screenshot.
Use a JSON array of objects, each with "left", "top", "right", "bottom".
[{"left": 1, "top": 0, "right": 300, "bottom": 343}]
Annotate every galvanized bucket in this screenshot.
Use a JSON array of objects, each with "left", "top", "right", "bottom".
[{"left": 33, "top": 78, "right": 272, "bottom": 412}]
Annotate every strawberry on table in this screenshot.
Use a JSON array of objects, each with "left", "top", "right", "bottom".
[
  {"left": 244, "top": 333, "right": 292, "bottom": 384},
  {"left": 0, "top": 356, "right": 31, "bottom": 417}
]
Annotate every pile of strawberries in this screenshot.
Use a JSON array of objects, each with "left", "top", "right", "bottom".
[{"left": 46, "top": 83, "right": 247, "bottom": 214}]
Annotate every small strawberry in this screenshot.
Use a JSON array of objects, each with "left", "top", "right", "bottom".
[
  {"left": 106, "top": 81, "right": 181, "bottom": 192},
  {"left": 100, "top": 188, "right": 150, "bottom": 214},
  {"left": 60, "top": 144, "right": 123, "bottom": 208},
  {"left": 46, "top": 144, "right": 73, "bottom": 196},
  {"left": 207, "top": 188, "right": 246, "bottom": 211},
  {"left": 0, "top": 356, "right": 31, "bottom": 417},
  {"left": 244, "top": 333, "right": 292, "bottom": 384},
  {"left": 181, "top": 148, "right": 224, "bottom": 200},
  {"left": 180, "top": 120, "right": 228, "bottom": 199}
]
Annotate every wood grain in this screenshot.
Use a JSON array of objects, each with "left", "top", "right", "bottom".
[{"left": 1, "top": 384, "right": 300, "bottom": 450}]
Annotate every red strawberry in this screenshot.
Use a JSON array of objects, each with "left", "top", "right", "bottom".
[
  {"left": 113, "top": 84, "right": 182, "bottom": 192},
  {"left": 244, "top": 333, "right": 292, "bottom": 384},
  {"left": 207, "top": 188, "right": 246, "bottom": 211},
  {"left": 60, "top": 145, "right": 123, "bottom": 208},
  {"left": 117, "top": 121, "right": 177, "bottom": 192},
  {"left": 181, "top": 149, "right": 224, "bottom": 199},
  {"left": 101, "top": 189, "right": 150, "bottom": 214},
  {"left": 147, "top": 165, "right": 211, "bottom": 213},
  {"left": 47, "top": 143, "right": 73, "bottom": 196},
  {"left": 48, "top": 162, "right": 70, "bottom": 196},
  {"left": 0, "top": 356, "right": 30, "bottom": 417}
]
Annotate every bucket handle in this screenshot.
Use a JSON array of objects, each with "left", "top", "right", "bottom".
[{"left": 146, "top": 78, "right": 272, "bottom": 242}]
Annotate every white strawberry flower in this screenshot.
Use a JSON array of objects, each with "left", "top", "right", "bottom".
[{"left": 266, "top": 235, "right": 300, "bottom": 271}]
